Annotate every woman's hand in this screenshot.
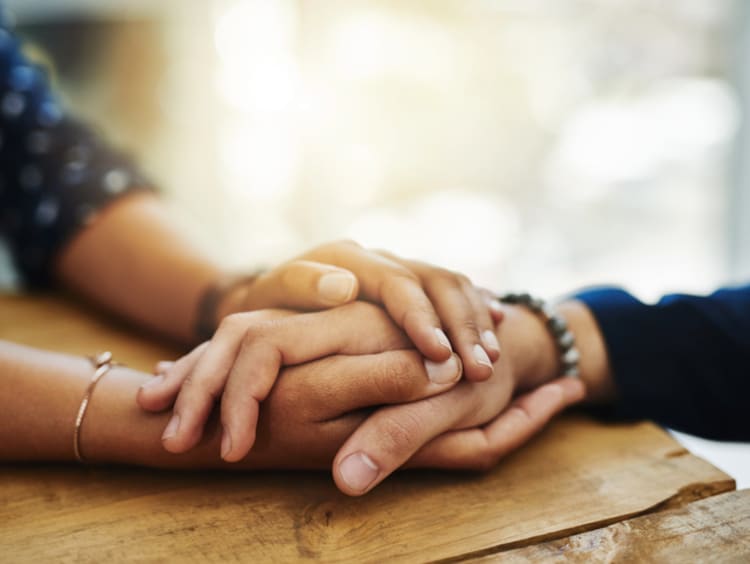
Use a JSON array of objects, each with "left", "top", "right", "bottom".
[
  {"left": 76, "top": 346, "right": 467, "bottom": 470},
  {"left": 137, "top": 302, "right": 464, "bottom": 462},
  {"left": 220, "top": 241, "right": 503, "bottom": 381}
]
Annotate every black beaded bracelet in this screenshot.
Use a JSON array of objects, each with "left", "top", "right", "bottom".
[{"left": 498, "top": 292, "right": 580, "bottom": 378}]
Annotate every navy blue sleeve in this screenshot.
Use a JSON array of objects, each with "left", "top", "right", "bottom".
[
  {"left": 575, "top": 285, "right": 750, "bottom": 441},
  {"left": 0, "top": 14, "right": 153, "bottom": 287}
]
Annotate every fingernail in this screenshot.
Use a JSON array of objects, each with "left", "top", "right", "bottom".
[
  {"left": 339, "top": 452, "right": 379, "bottom": 493},
  {"left": 487, "top": 298, "right": 503, "bottom": 314},
  {"left": 141, "top": 374, "right": 164, "bottom": 390},
  {"left": 473, "top": 343, "right": 493, "bottom": 368},
  {"left": 221, "top": 429, "right": 232, "bottom": 460},
  {"left": 482, "top": 330, "right": 500, "bottom": 354},
  {"left": 424, "top": 355, "right": 460, "bottom": 384},
  {"left": 318, "top": 272, "right": 357, "bottom": 304},
  {"left": 155, "top": 361, "right": 174, "bottom": 375},
  {"left": 434, "top": 328, "right": 452, "bottom": 352},
  {"left": 161, "top": 414, "right": 180, "bottom": 441}
]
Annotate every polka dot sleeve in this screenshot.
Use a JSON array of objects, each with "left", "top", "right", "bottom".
[{"left": 0, "top": 16, "right": 154, "bottom": 287}]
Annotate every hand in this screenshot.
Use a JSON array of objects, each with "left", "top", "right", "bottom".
[
  {"left": 82, "top": 346, "right": 465, "bottom": 470},
  {"left": 329, "top": 303, "right": 586, "bottom": 495},
  {"left": 137, "top": 302, "right": 464, "bottom": 462},
  {"left": 222, "top": 241, "right": 503, "bottom": 381}
]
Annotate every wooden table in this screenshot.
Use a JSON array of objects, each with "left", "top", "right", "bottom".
[{"left": 1, "top": 294, "right": 748, "bottom": 562}]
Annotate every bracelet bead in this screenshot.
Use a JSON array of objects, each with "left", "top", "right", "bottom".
[{"left": 498, "top": 292, "right": 581, "bottom": 378}]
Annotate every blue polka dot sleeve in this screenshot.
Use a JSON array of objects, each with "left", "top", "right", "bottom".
[{"left": 0, "top": 15, "right": 153, "bottom": 287}]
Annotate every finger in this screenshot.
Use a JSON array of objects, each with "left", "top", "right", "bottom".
[
  {"left": 461, "top": 279, "right": 501, "bottom": 362},
  {"left": 220, "top": 307, "right": 433, "bottom": 462},
  {"left": 136, "top": 343, "right": 208, "bottom": 412},
  {"left": 220, "top": 340, "right": 278, "bottom": 462},
  {"left": 161, "top": 317, "right": 249, "bottom": 454},
  {"left": 244, "top": 260, "right": 359, "bottom": 310},
  {"left": 332, "top": 380, "right": 484, "bottom": 496},
  {"left": 424, "top": 275, "right": 494, "bottom": 382},
  {"left": 475, "top": 287, "right": 504, "bottom": 325},
  {"left": 154, "top": 361, "right": 175, "bottom": 375},
  {"left": 409, "top": 378, "right": 586, "bottom": 470},
  {"left": 307, "top": 241, "right": 453, "bottom": 363},
  {"left": 172, "top": 303, "right": 412, "bottom": 459},
  {"left": 278, "top": 350, "right": 464, "bottom": 422}
]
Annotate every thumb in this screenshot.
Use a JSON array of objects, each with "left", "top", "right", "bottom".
[{"left": 243, "top": 260, "right": 360, "bottom": 311}]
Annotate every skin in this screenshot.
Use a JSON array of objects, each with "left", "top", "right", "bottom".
[
  {"left": 51, "top": 193, "right": 503, "bottom": 464},
  {"left": 2, "top": 192, "right": 616, "bottom": 494},
  {"left": 55, "top": 193, "right": 500, "bottom": 377},
  {"left": 129, "top": 299, "right": 610, "bottom": 494},
  {"left": 0, "top": 301, "right": 601, "bottom": 483}
]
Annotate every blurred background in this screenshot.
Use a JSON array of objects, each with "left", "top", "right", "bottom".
[
  {"left": 5, "top": 1, "right": 749, "bottom": 480},
  {"left": 7, "top": 0, "right": 750, "bottom": 299}
]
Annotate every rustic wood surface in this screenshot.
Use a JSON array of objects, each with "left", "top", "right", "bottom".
[
  {"left": 0, "top": 294, "right": 737, "bottom": 562},
  {"left": 474, "top": 488, "right": 750, "bottom": 563}
]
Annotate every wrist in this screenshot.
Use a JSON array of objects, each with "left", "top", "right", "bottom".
[
  {"left": 83, "top": 367, "right": 226, "bottom": 468},
  {"left": 194, "top": 273, "right": 260, "bottom": 342},
  {"left": 555, "top": 300, "right": 615, "bottom": 404},
  {"left": 497, "top": 304, "right": 560, "bottom": 393}
]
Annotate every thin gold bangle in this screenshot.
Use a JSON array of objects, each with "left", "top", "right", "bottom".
[{"left": 73, "top": 351, "right": 119, "bottom": 462}]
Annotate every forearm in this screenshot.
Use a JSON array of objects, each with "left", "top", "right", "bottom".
[
  {"left": 0, "top": 340, "right": 224, "bottom": 466},
  {"left": 0, "top": 341, "right": 89, "bottom": 461},
  {"left": 0, "top": 340, "right": 351, "bottom": 469},
  {"left": 54, "top": 193, "right": 224, "bottom": 344},
  {"left": 574, "top": 285, "right": 750, "bottom": 440},
  {"left": 499, "top": 300, "right": 616, "bottom": 404}
]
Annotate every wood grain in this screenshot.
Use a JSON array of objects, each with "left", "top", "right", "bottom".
[
  {"left": 0, "top": 292, "right": 181, "bottom": 371},
  {"left": 0, "top": 294, "right": 737, "bottom": 562},
  {"left": 473, "top": 488, "right": 750, "bottom": 563}
]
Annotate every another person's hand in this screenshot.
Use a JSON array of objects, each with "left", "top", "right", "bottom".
[
  {"left": 137, "top": 302, "right": 464, "bottom": 462},
  {"left": 125, "top": 330, "right": 580, "bottom": 480},
  {"left": 329, "top": 302, "right": 586, "bottom": 495},
  {"left": 218, "top": 241, "right": 503, "bottom": 381}
]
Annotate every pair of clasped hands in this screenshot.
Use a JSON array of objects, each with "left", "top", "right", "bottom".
[{"left": 136, "top": 241, "right": 584, "bottom": 496}]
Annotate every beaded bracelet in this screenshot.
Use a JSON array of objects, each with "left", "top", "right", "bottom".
[{"left": 498, "top": 293, "right": 580, "bottom": 378}]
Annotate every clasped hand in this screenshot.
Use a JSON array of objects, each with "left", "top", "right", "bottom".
[{"left": 137, "top": 241, "right": 584, "bottom": 495}]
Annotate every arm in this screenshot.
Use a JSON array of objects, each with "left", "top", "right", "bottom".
[
  {"left": 575, "top": 285, "right": 750, "bottom": 440},
  {"left": 330, "top": 300, "right": 596, "bottom": 494},
  {"left": 0, "top": 21, "right": 499, "bottom": 369},
  {"left": 0, "top": 337, "right": 458, "bottom": 468},
  {"left": 0, "top": 20, "right": 218, "bottom": 343},
  {"left": 329, "top": 284, "right": 750, "bottom": 495}
]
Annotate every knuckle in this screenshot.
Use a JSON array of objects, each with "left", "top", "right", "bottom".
[
  {"left": 373, "top": 362, "right": 412, "bottom": 400},
  {"left": 464, "top": 434, "right": 498, "bottom": 472},
  {"left": 218, "top": 313, "right": 243, "bottom": 332},
  {"left": 376, "top": 409, "right": 423, "bottom": 455},
  {"left": 507, "top": 404, "right": 534, "bottom": 426},
  {"left": 474, "top": 450, "right": 499, "bottom": 472},
  {"left": 435, "top": 267, "right": 462, "bottom": 284},
  {"left": 240, "top": 323, "right": 264, "bottom": 344},
  {"left": 181, "top": 372, "right": 218, "bottom": 402},
  {"left": 345, "top": 300, "right": 385, "bottom": 320},
  {"left": 458, "top": 317, "right": 480, "bottom": 335},
  {"left": 336, "top": 238, "right": 362, "bottom": 249},
  {"left": 378, "top": 354, "right": 416, "bottom": 391},
  {"left": 386, "top": 270, "right": 421, "bottom": 290},
  {"left": 218, "top": 311, "right": 265, "bottom": 334},
  {"left": 317, "top": 239, "right": 361, "bottom": 258}
]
